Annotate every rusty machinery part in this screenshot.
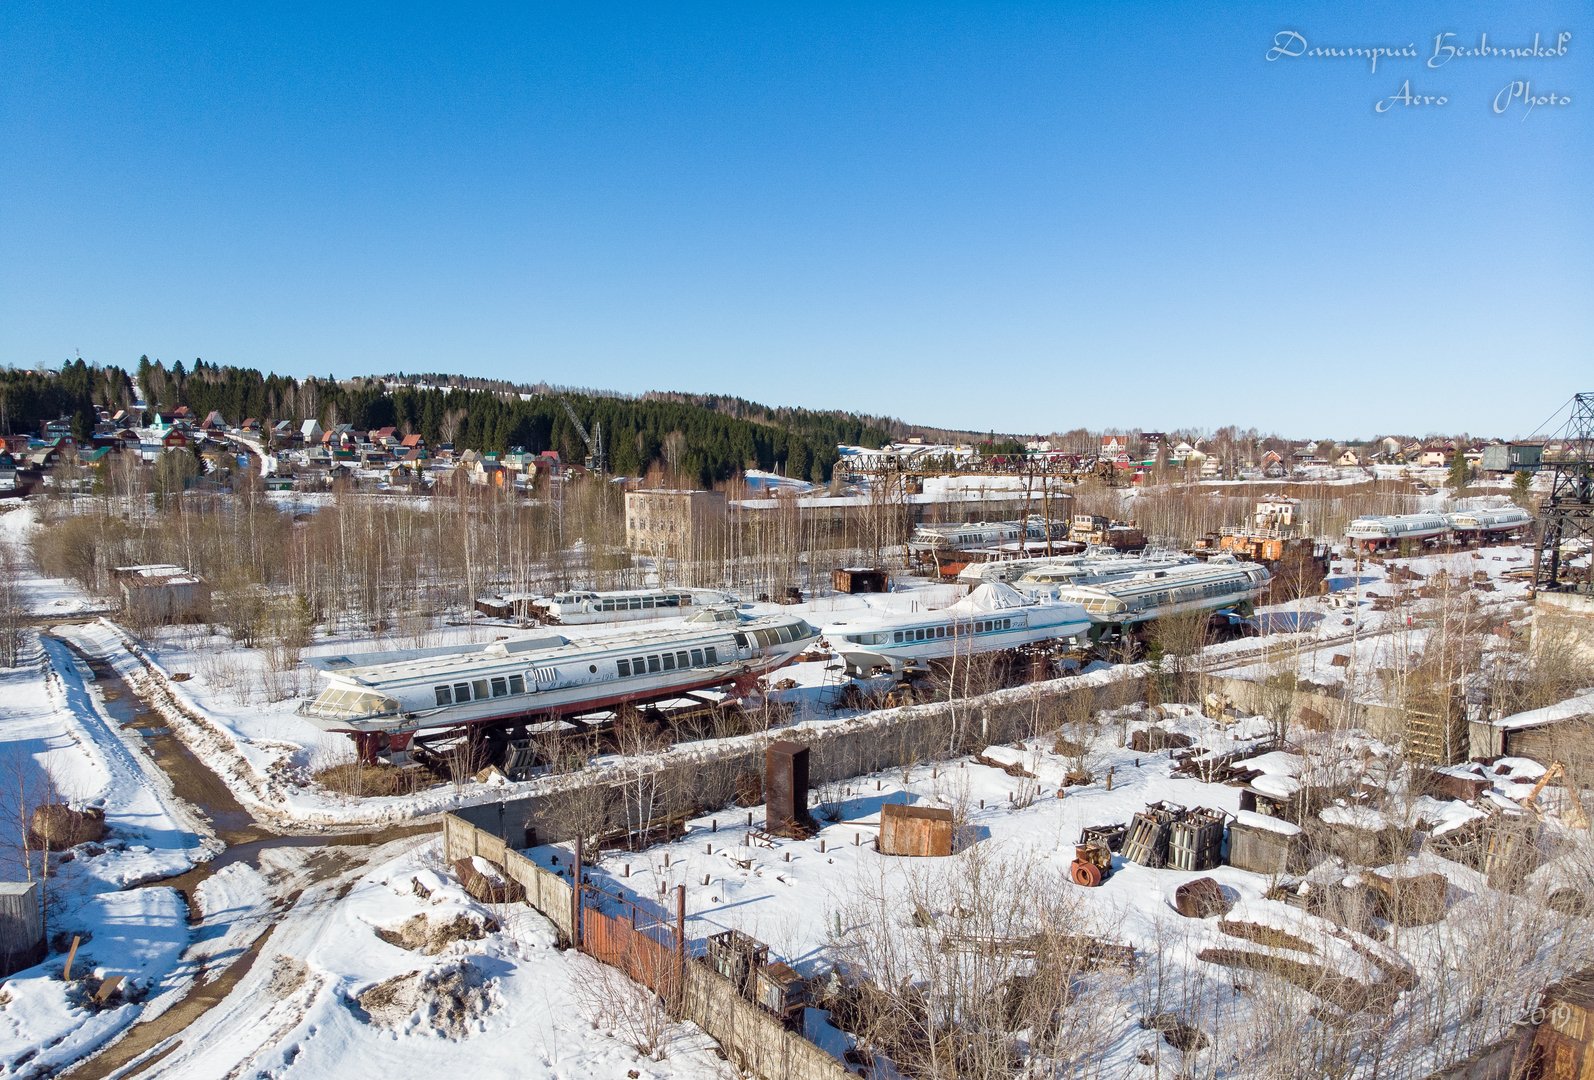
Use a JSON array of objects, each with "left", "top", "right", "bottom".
[{"left": 1070, "top": 840, "right": 1112, "bottom": 887}]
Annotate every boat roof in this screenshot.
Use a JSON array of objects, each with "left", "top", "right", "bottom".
[
  {"left": 316, "top": 611, "right": 804, "bottom": 686},
  {"left": 828, "top": 583, "right": 1069, "bottom": 633},
  {"left": 1053, "top": 560, "right": 1266, "bottom": 600}
]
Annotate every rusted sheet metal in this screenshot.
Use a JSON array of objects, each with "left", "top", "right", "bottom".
[
  {"left": 582, "top": 907, "right": 677, "bottom": 996},
  {"left": 879, "top": 803, "right": 954, "bottom": 857}
]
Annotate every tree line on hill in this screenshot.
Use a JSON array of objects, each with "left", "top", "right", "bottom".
[{"left": 1, "top": 358, "right": 906, "bottom": 486}]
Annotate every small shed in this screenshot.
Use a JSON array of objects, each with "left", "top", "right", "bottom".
[
  {"left": 879, "top": 803, "right": 954, "bottom": 857},
  {"left": 0, "top": 881, "right": 44, "bottom": 977},
  {"left": 832, "top": 567, "right": 890, "bottom": 594},
  {"left": 112, "top": 564, "right": 210, "bottom": 624},
  {"left": 1226, "top": 811, "right": 1306, "bottom": 876}
]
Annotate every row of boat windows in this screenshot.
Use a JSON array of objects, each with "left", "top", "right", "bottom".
[
  {"left": 428, "top": 626, "right": 802, "bottom": 708},
  {"left": 617, "top": 646, "right": 719, "bottom": 677},
  {"left": 433, "top": 644, "right": 729, "bottom": 706},
  {"left": 734, "top": 623, "right": 808, "bottom": 649},
  {"left": 435, "top": 673, "right": 526, "bottom": 707},
  {"left": 1125, "top": 582, "right": 1238, "bottom": 611},
  {"left": 854, "top": 617, "right": 1019, "bottom": 646},
  {"left": 566, "top": 594, "right": 688, "bottom": 612}
]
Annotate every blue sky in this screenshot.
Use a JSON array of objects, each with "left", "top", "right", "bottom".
[{"left": 1, "top": 2, "right": 1587, "bottom": 438}]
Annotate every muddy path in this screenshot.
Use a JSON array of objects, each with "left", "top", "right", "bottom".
[
  {"left": 45, "top": 636, "right": 434, "bottom": 1078},
  {"left": 60, "top": 855, "right": 374, "bottom": 1080}
]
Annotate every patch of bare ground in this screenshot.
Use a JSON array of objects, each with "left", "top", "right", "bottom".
[
  {"left": 267, "top": 955, "right": 308, "bottom": 998},
  {"left": 374, "top": 913, "right": 497, "bottom": 955},
  {"left": 313, "top": 762, "right": 430, "bottom": 798},
  {"left": 356, "top": 961, "right": 499, "bottom": 1037}
]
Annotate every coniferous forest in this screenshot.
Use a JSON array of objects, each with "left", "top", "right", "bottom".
[{"left": 0, "top": 358, "right": 919, "bottom": 485}]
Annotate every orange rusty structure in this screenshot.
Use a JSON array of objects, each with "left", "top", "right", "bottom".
[
  {"left": 1070, "top": 841, "right": 1112, "bottom": 887},
  {"left": 879, "top": 803, "right": 954, "bottom": 857}
]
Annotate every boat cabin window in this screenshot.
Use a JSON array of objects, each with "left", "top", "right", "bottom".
[
  {"left": 691, "top": 648, "right": 704, "bottom": 665},
  {"left": 662, "top": 653, "right": 676, "bottom": 671},
  {"left": 704, "top": 645, "right": 718, "bottom": 664},
  {"left": 617, "top": 659, "right": 631, "bottom": 676},
  {"left": 435, "top": 685, "right": 452, "bottom": 706},
  {"left": 472, "top": 679, "right": 490, "bottom": 701},
  {"left": 453, "top": 681, "right": 472, "bottom": 702},
  {"left": 508, "top": 674, "right": 525, "bottom": 694},
  {"left": 676, "top": 651, "right": 689, "bottom": 668},
  {"left": 648, "top": 656, "right": 661, "bottom": 673},
  {"left": 491, "top": 677, "right": 508, "bottom": 698},
  {"left": 734, "top": 632, "right": 749, "bottom": 649}
]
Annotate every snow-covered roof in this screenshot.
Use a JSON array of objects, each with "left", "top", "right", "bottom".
[
  {"left": 1492, "top": 689, "right": 1594, "bottom": 731},
  {"left": 1319, "top": 804, "right": 1390, "bottom": 831},
  {"left": 946, "top": 582, "right": 1033, "bottom": 614},
  {"left": 1232, "top": 809, "right": 1302, "bottom": 836}
]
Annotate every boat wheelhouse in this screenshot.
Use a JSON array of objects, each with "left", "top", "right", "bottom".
[
  {"left": 826, "top": 582, "right": 1091, "bottom": 676},
  {"left": 1049, "top": 557, "right": 1271, "bottom": 627},
  {"left": 297, "top": 608, "right": 818, "bottom": 752}
]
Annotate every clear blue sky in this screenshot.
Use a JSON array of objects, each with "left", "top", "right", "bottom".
[{"left": 2, "top": 1, "right": 1587, "bottom": 438}]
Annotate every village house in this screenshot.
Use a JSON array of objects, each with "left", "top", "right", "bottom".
[{"left": 1414, "top": 444, "right": 1454, "bottom": 468}]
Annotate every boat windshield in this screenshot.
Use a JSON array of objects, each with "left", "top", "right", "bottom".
[{"left": 300, "top": 685, "right": 400, "bottom": 720}]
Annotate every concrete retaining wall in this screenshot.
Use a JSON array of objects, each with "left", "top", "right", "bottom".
[
  {"left": 1206, "top": 674, "right": 1408, "bottom": 744},
  {"left": 443, "top": 813, "right": 575, "bottom": 941},
  {"left": 458, "top": 672, "right": 1146, "bottom": 852},
  {"left": 681, "top": 961, "right": 849, "bottom": 1080}
]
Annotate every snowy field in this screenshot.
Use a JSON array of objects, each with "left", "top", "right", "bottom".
[
  {"left": 104, "top": 839, "right": 740, "bottom": 1080},
  {"left": 0, "top": 632, "right": 214, "bottom": 1075},
  {"left": 525, "top": 702, "right": 1592, "bottom": 1077}
]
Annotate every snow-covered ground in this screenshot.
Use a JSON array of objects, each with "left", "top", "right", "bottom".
[
  {"left": 0, "top": 504, "right": 111, "bottom": 618},
  {"left": 522, "top": 701, "right": 1592, "bottom": 1077},
  {"left": 0, "top": 631, "right": 214, "bottom": 1075},
  {"left": 115, "top": 839, "right": 738, "bottom": 1080}
]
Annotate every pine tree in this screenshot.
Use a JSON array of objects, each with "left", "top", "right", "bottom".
[{"left": 1512, "top": 468, "right": 1533, "bottom": 507}]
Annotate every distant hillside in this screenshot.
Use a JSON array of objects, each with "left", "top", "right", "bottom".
[{"left": 1, "top": 359, "right": 935, "bottom": 485}]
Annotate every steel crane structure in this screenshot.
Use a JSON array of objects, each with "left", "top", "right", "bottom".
[
  {"left": 556, "top": 396, "right": 607, "bottom": 476},
  {"left": 1533, "top": 392, "right": 1594, "bottom": 595}
]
